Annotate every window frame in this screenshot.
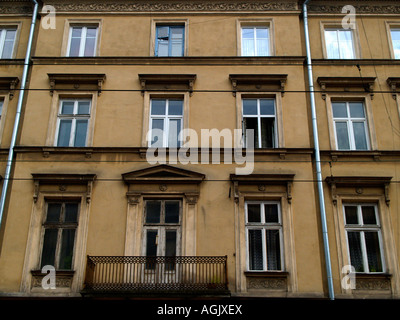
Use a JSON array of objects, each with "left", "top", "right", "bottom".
[
  {"left": 54, "top": 98, "right": 92, "bottom": 147},
  {"left": 245, "top": 201, "right": 284, "bottom": 272},
  {"left": 150, "top": 19, "right": 188, "bottom": 57},
  {"left": 66, "top": 25, "right": 98, "bottom": 57},
  {"left": 0, "top": 22, "right": 21, "bottom": 59},
  {"left": 320, "top": 22, "right": 361, "bottom": 59},
  {"left": 386, "top": 21, "right": 400, "bottom": 59},
  {"left": 331, "top": 101, "right": 370, "bottom": 151},
  {"left": 0, "top": 95, "right": 8, "bottom": 146},
  {"left": 343, "top": 203, "right": 386, "bottom": 274},
  {"left": 237, "top": 19, "right": 274, "bottom": 57}
]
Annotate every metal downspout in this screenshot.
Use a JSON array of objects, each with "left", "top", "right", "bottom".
[
  {"left": 0, "top": 0, "right": 39, "bottom": 234},
  {"left": 302, "top": 0, "right": 335, "bottom": 300}
]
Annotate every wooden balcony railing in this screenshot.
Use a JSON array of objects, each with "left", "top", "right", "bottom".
[{"left": 82, "top": 256, "right": 229, "bottom": 295}]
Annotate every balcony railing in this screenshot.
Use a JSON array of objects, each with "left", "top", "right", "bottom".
[{"left": 82, "top": 256, "right": 229, "bottom": 296}]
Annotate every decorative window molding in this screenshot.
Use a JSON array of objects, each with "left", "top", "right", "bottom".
[
  {"left": 317, "top": 77, "right": 376, "bottom": 100},
  {"left": 387, "top": 77, "right": 400, "bottom": 100},
  {"left": 47, "top": 73, "right": 106, "bottom": 96},
  {"left": 122, "top": 165, "right": 205, "bottom": 258},
  {"left": 229, "top": 74, "right": 287, "bottom": 97},
  {"left": 138, "top": 74, "right": 196, "bottom": 96},
  {"left": 237, "top": 19, "right": 274, "bottom": 57},
  {"left": 0, "top": 76, "right": 19, "bottom": 100}
]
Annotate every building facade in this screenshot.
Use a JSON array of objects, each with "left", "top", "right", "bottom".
[{"left": 0, "top": 0, "right": 399, "bottom": 300}]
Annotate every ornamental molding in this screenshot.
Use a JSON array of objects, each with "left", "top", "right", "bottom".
[
  {"left": 45, "top": 1, "right": 299, "bottom": 13},
  {"left": 308, "top": 4, "right": 400, "bottom": 15}
]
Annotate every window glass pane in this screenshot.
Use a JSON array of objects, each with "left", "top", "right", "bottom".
[
  {"left": 151, "top": 100, "right": 166, "bottom": 115},
  {"left": 260, "top": 99, "right": 275, "bottom": 115},
  {"left": 2, "top": 30, "right": 16, "bottom": 59},
  {"left": 256, "top": 28, "right": 268, "bottom": 39},
  {"left": 243, "top": 117, "right": 258, "bottom": 148},
  {"left": 247, "top": 204, "right": 261, "bottom": 223},
  {"left": 168, "top": 119, "right": 181, "bottom": 148},
  {"left": 335, "top": 121, "right": 350, "bottom": 150},
  {"left": 365, "top": 232, "right": 383, "bottom": 272},
  {"left": 157, "top": 41, "right": 169, "bottom": 57},
  {"left": 242, "top": 99, "right": 257, "bottom": 115},
  {"left": 248, "top": 229, "right": 263, "bottom": 270},
  {"left": 344, "top": 206, "right": 358, "bottom": 224},
  {"left": 391, "top": 29, "right": 400, "bottom": 59},
  {"left": 168, "top": 100, "right": 183, "bottom": 115},
  {"left": 352, "top": 122, "right": 368, "bottom": 150},
  {"left": 61, "top": 101, "right": 75, "bottom": 115},
  {"left": 74, "top": 120, "right": 88, "bottom": 147},
  {"left": 325, "top": 30, "right": 339, "bottom": 59},
  {"left": 41, "top": 229, "right": 58, "bottom": 268},
  {"left": 264, "top": 204, "right": 279, "bottom": 223},
  {"left": 84, "top": 37, "right": 96, "bottom": 57},
  {"left": 347, "top": 231, "right": 364, "bottom": 272},
  {"left": 46, "top": 203, "right": 62, "bottom": 222},
  {"left": 64, "top": 203, "right": 79, "bottom": 223},
  {"left": 146, "top": 230, "right": 158, "bottom": 257},
  {"left": 361, "top": 206, "right": 377, "bottom": 225},
  {"left": 151, "top": 119, "right": 164, "bottom": 147},
  {"left": 170, "top": 27, "right": 184, "bottom": 57},
  {"left": 256, "top": 28, "right": 269, "bottom": 56},
  {"left": 242, "top": 28, "right": 255, "bottom": 56},
  {"left": 69, "top": 27, "right": 82, "bottom": 56},
  {"left": 165, "top": 201, "right": 180, "bottom": 223},
  {"left": 349, "top": 102, "right": 365, "bottom": 118},
  {"left": 165, "top": 230, "right": 177, "bottom": 257},
  {"left": 57, "top": 120, "right": 72, "bottom": 147},
  {"left": 260, "top": 117, "right": 275, "bottom": 148},
  {"left": 146, "top": 201, "right": 161, "bottom": 223},
  {"left": 0, "top": 100, "right": 3, "bottom": 118},
  {"left": 242, "top": 28, "right": 254, "bottom": 39},
  {"left": 156, "top": 26, "right": 170, "bottom": 57},
  {"left": 332, "top": 102, "right": 348, "bottom": 118},
  {"left": 338, "top": 30, "right": 355, "bottom": 58},
  {"left": 77, "top": 101, "right": 90, "bottom": 114},
  {"left": 266, "top": 230, "right": 281, "bottom": 270},
  {"left": 59, "top": 229, "right": 76, "bottom": 270}
]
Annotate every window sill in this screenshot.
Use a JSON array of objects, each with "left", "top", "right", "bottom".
[
  {"left": 245, "top": 271, "right": 288, "bottom": 291},
  {"left": 354, "top": 273, "right": 392, "bottom": 291},
  {"left": 31, "top": 269, "right": 75, "bottom": 289}
]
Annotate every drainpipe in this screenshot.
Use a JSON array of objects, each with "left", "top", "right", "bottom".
[
  {"left": 302, "top": 0, "right": 335, "bottom": 300},
  {"left": 0, "top": 0, "right": 39, "bottom": 234}
]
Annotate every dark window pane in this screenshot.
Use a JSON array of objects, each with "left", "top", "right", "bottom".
[
  {"left": 168, "top": 100, "right": 183, "bottom": 115},
  {"left": 353, "top": 122, "right": 368, "bottom": 150},
  {"left": 74, "top": 120, "right": 88, "bottom": 147},
  {"left": 243, "top": 117, "right": 258, "bottom": 148},
  {"left": 247, "top": 204, "right": 261, "bottom": 223},
  {"left": 41, "top": 229, "right": 58, "bottom": 268},
  {"left": 365, "top": 232, "right": 383, "bottom": 272},
  {"left": 265, "top": 204, "right": 279, "bottom": 223},
  {"left": 165, "top": 201, "right": 180, "bottom": 223},
  {"left": 64, "top": 203, "right": 79, "bottom": 223},
  {"left": 260, "top": 117, "right": 275, "bottom": 148},
  {"left": 57, "top": 120, "right": 72, "bottom": 146},
  {"left": 61, "top": 101, "right": 75, "bottom": 115},
  {"left": 243, "top": 99, "right": 257, "bottom": 115},
  {"left": 248, "top": 229, "right": 263, "bottom": 270},
  {"left": 77, "top": 101, "right": 90, "bottom": 114},
  {"left": 349, "top": 102, "right": 365, "bottom": 118},
  {"left": 260, "top": 99, "right": 275, "bottom": 115},
  {"left": 347, "top": 231, "right": 364, "bottom": 272},
  {"left": 46, "top": 203, "right": 62, "bottom": 222},
  {"left": 151, "top": 100, "right": 166, "bottom": 115},
  {"left": 165, "top": 230, "right": 177, "bottom": 270},
  {"left": 332, "top": 102, "right": 348, "bottom": 118},
  {"left": 145, "top": 230, "right": 158, "bottom": 269},
  {"left": 151, "top": 119, "right": 164, "bottom": 147},
  {"left": 59, "top": 229, "right": 76, "bottom": 270},
  {"left": 146, "top": 201, "right": 161, "bottom": 223},
  {"left": 266, "top": 229, "right": 281, "bottom": 270},
  {"left": 344, "top": 206, "right": 358, "bottom": 224},
  {"left": 335, "top": 122, "right": 350, "bottom": 150},
  {"left": 362, "top": 206, "right": 377, "bottom": 225}
]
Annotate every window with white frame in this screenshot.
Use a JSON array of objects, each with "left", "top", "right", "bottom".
[
  {"left": 390, "top": 28, "right": 400, "bottom": 59},
  {"left": 332, "top": 101, "right": 369, "bottom": 150},
  {"left": 246, "top": 201, "right": 283, "bottom": 271},
  {"left": 67, "top": 26, "right": 98, "bottom": 57},
  {"left": 241, "top": 26, "right": 269, "bottom": 56},
  {"left": 242, "top": 98, "right": 276, "bottom": 148},
  {"left": 56, "top": 99, "right": 91, "bottom": 147},
  {"left": 0, "top": 27, "right": 17, "bottom": 59},
  {"left": 143, "top": 199, "right": 181, "bottom": 270},
  {"left": 40, "top": 201, "right": 79, "bottom": 270},
  {"left": 325, "top": 28, "right": 355, "bottom": 59},
  {"left": 149, "top": 98, "right": 183, "bottom": 148},
  {"left": 344, "top": 204, "right": 385, "bottom": 273},
  {"left": 155, "top": 25, "right": 184, "bottom": 57}
]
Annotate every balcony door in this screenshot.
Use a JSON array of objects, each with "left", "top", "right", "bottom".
[{"left": 142, "top": 200, "right": 181, "bottom": 283}]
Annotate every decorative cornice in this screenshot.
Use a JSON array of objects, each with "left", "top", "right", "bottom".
[
  {"left": 308, "top": 3, "right": 400, "bottom": 15},
  {"left": 45, "top": 1, "right": 299, "bottom": 13},
  {"left": 0, "top": 1, "right": 34, "bottom": 15}
]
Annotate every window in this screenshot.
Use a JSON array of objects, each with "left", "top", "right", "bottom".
[
  {"left": 332, "top": 101, "right": 369, "bottom": 150},
  {"left": 0, "top": 99, "right": 3, "bottom": 120},
  {"left": 155, "top": 25, "right": 184, "bottom": 57},
  {"left": 67, "top": 26, "right": 98, "bottom": 57},
  {"left": 149, "top": 98, "right": 183, "bottom": 148},
  {"left": 241, "top": 27, "right": 269, "bottom": 56},
  {"left": 390, "top": 28, "right": 400, "bottom": 59},
  {"left": 56, "top": 99, "right": 91, "bottom": 147},
  {"left": 0, "top": 27, "right": 17, "bottom": 59},
  {"left": 344, "top": 204, "right": 385, "bottom": 273},
  {"left": 245, "top": 201, "right": 283, "bottom": 271},
  {"left": 143, "top": 200, "right": 181, "bottom": 270},
  {"left": 40, "top": 201, "right": 79, "bottom": 270},
  {"left": 325, "top": 28, "right": 355, "bottom": 59},
  {"left": 242, "top": 98, "right": 276, "bottom": 148}
]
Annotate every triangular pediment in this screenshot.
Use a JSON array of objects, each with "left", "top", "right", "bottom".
[{"left": 122, "top": 165, "right": 205, "bottom": 184}]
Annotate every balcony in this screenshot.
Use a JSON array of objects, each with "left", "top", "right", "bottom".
[{"left": 82, "top": 256, "right": 229, "bottom": 297}]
